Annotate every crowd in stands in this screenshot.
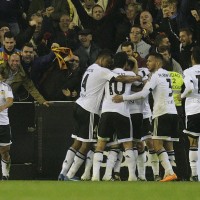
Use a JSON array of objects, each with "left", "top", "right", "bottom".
[
  {"left": 1, "top": 0, "right": 200, "bottom": 182},
  {"left": 0, "top": 0, "right": 199, "bottom": 103}
]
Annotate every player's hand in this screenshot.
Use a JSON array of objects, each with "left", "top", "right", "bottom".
[{"left": 112, "top": 95, "right": 124, "bottom": 103}]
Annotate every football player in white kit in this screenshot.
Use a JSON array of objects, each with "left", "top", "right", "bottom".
[
  {"left": 58, "top": 50, "right": 141, "bottom": 180},
  {"left": 0, "top": 69, "right": 13, "bottom": 180},
  {"left": 181, "top": 46, "right": 200, "bottom": 182},
  {"left": 92, "top": 52, "right": 139, "bottom": 181},
  {"left": 113, "top": 52, "right": 179, "bottom": 182}
]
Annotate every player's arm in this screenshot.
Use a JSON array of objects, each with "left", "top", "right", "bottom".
[
  {"left": 181, "top": 73, "right": 194, "bottom": 98},
  {"left": 113, "top": 73, "right": 156, "bottom": 103},
  {"left": 0, "top": 97, "right": 13, "bottom": 112},
  {"left": 114, "top": 75, "right": 142, "bottom": 83}
]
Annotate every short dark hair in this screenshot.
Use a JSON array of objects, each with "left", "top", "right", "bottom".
[
  {"left": 130, "top": 25, "right": 142, "bottom": 34},
  {"left": 154, "top": 33, "right": 168, "bottom": 47},
  {"left": 157, "top": 45, "right": 171, "bottom": 54},
  {"left": 147, "top": 52, "right": 164, "bottom": 62},
  {"left": 4, "top": 31, "right": 15, "bottom": 40},
  {"left": 191, "top": 46, "right": 200, "bottom": 64},
  {"left": 92, "top": 4, "right": 104, "bottom": 14},
  {"left": 121, "top": 41, "right": 134, "bottom": 50},
  {"left": 114, "top": 52, "right": 128, "bottom": 69},
  {"left": 179, "top": 28, "right": 193, "bottom": 36},
  {"left": 22, "top": 43, "right": 34, "bottom": 50},
  {"left": 97, "top": 49, "right": 113, "bottom": 59}
]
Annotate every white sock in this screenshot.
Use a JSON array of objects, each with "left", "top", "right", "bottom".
[
  {"left": 158, "top": 150, "right": 174, "bottom": 176},
  {"left": 149, "top": 150, "right": 159, "bottom": 176},
  {"left": 103, "top": 149, "right": 119, "bottom": 179},
  {"left": 114, "top": 150, "right": 123, "bottom": 173},
  {"left": 60, "top": 147, "right": 76, "bottom": 175},
  {"left": 92, "top": 152, "right": 103, "bottom": 181},
  {"left": 167, "top": 150, "right": 176, "bottom": 167},
  {"left": 67, "top": 151, "right": 85, "bottom": 178},
  {"left": 81, "top": 150, "right": 94, "bottom": 178},
  {"left": 137, "top": 151, "right": 146, "bottom": 179},
  {"left": 1, "top": 159, "right": 10, "bottom": 177},
  {"left": 125, "top": 148, "right": 138, "bottom": 181},
  {"left": 189, "top": 148, "right": 198, "bottom": 176}
]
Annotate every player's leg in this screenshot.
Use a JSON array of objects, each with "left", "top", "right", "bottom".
[
  {"left": 81, "top": 149, "right": 94, "bottom": 181},
  {"left": 164, "top": 141, "right": 176, "bottom": 167},
  {"left": 58, "top": 139, "right": 82, "bottom": 180},
  {"left": 0, "top": 145, "right": 11, "bottom": 180},
  {"left": 67, "top": 142, "right": 92, "bottom": 179},
  {"left": 113, "top": 149, "right": 123, "bottom": 180},
  {"left": 92, "top": 139, "right": 107, "bottom": 181},
  {"left": 102, "top": 144, "right": 120, "bottom": 181},
  {"left": 188, "top": 136, "right": 199, "bottom": 181},
  {"left": 137, "top": 141, "right": 147, "bottom": 181},
  {"left": 123, "top": 141, "right": 138, "bottom": 181},
  {"left": 145, "top": 138, "right": 160, "bottom": 181},
  {"left": 154, "top": 140, "right": 177, "bottom": 182},
  {"left": 143, "top": 117, "right": 160, "bottom": 181}
]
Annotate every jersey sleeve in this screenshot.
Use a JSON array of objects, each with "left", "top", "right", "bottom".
[
  {"left": 123, "top": 72, "right": 157, "bottom": 101},
  {"left": 4, "top": 84, "right": 13, "bottom": 99},
  {"left": 181, "top": 69, "right": 194, "bottom": 98},
  {"left": 101, "top": 68, "right": 118, "bottom": 81}
]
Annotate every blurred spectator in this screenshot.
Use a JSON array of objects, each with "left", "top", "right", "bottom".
[
  {"left": 158, "top": 45, "right": 182, "bottom": 74},
  {"left": 40, "top": 54, "right": 82, "bottom": 101},
  {"left": 71, "top": 0, "right": 122, "bottom": 51},
  {"left": 0, "top": 0, "right": 24, "bottom": 36},
  {"left": 114, "top": 3, "right": 142, "bottom": 50},
  {"left": 0, "top": 53, "right": 49, "bottom": 106},
  {"left": 42, "top": 13, "right": 80, "bottom": 51},
  {"left": 139, "top": 10, "right": 159, "bottom": 45},
  {"left": 121, "top": 41, "right": 139, "bottom": 74},
  {"left": 20, "top": 42, "right": 58, "bottom": 90},
  {"left": 27, "top": 0, "right": 70, "bottom": 20},
  {"left": 75, "top": 29, "right": 101, "bottom": 75},
  {"left": 0, "top": 32, "right": 21, "bottom": 65},
  {"left": 117, "top": 25, "right": 151, "bottom": 59},
  {"left": 179, "top": 28, "right": 197, "bottom": 70}
]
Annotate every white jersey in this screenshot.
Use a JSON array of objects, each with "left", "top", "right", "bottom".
[
  {"left": 139, "top": 68, "right": 152, "bottom": 119},
  {"left": 101, "top": 68, "right": 133, "bottom": 117},
  {"left": 128, "top": 68, "right": 144, "bottom": 114},
  {"left": 123, "top": 68, "right": 177, "bottom": 119},
  {"left": 76, "top": 63, "right": 118, "bottom": 115},
  {"left": 183, "top": 65, "right": 200, "bottom": 115},
  {"left": 0, "top": 82, "right": 13, "bottom": 125}
]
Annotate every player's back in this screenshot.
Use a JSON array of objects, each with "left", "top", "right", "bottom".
[
  {"left": 76, "top": 63, "right": 116, "bottom": 115},
  {"left": 184, "top": 65, "right": 200, "bottom": 115},
  {"left": 150, "top": 68, "right": 177, "bottom": 118},
  {"left": 101, "top": 68, "right": 133, "bottom": 117}
]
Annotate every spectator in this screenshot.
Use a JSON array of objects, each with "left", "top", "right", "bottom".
[
  {"left": 0, "top": 32, "right": 21, "bottom": 65},
  {"left": 71, "top": 0, "right": 122, "bottom": 51},
  {"left": 179, "top": 28, "right": 197, "bottom": 70},
  {"left": 117, "top": 25, "right": 151, "bottom": 59},
  {"left": 0, "top": 0, "right": 24, "bottom": 36},
  {"left": 158, "top": 45, "right": 182, "bottom": 74},
  {"left": 20, "top": 42, "right": 58, "bottom": 90},
  {"left": 0, "top": 53, "right": 49, "bottom": 106},
  {"left": 75, "top": 29, "right": 101, "bottom": 75}
]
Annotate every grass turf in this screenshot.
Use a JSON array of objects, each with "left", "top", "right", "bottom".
[{"left": 0, "top": 181, "right": 199, "bottom": 200}]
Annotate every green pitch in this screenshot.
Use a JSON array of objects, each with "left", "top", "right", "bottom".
[{"left": 0, "top": 181, "right": 199, "bottom": 200}]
